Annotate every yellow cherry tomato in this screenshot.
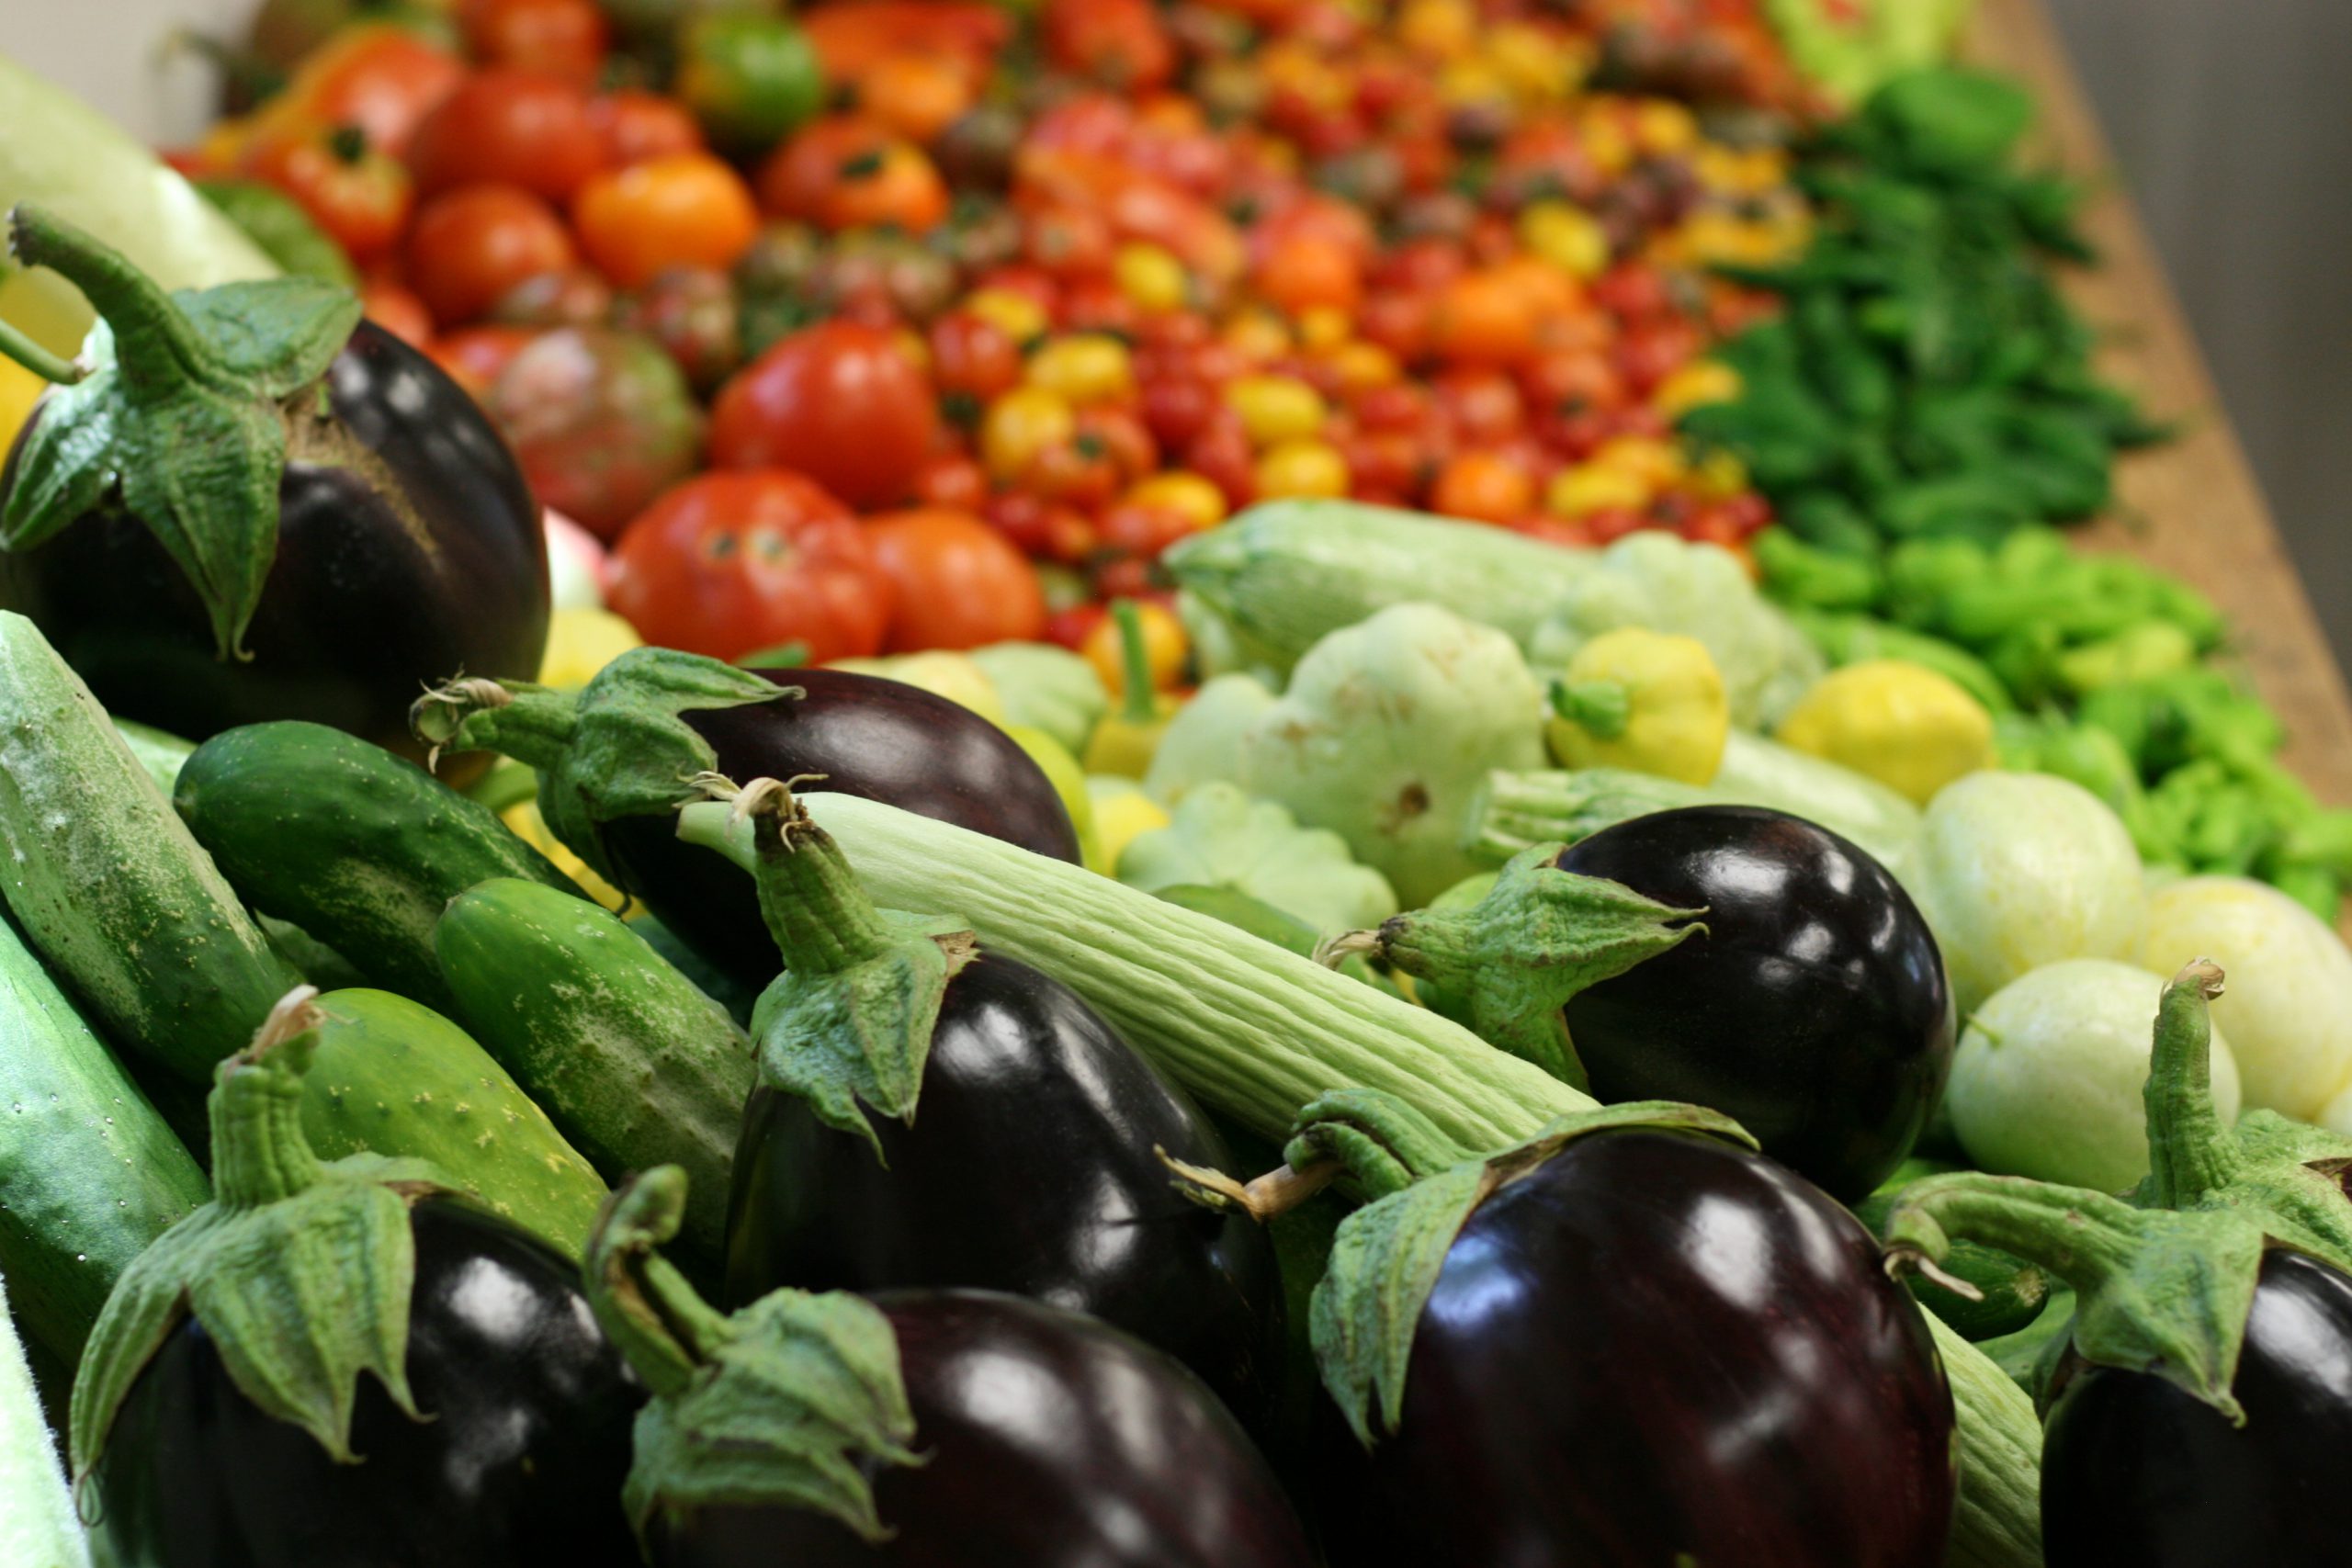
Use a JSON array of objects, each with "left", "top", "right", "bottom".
[
  {"left": 1518, "top": 199, "right": 1611, "bottom": 280},
  {"left": 980, "top": 386, "right": 1077, "bottom": 482},
  {"left": 1592, "top": 435, "right": 1685, "bottom": 489},
  {"left": 1023, "top": 333, "right": 1136, "bottom": 407},
  {"left": 1114, "top": 243, "right": 1188, "bottom": 312},
  {"left": 964, "top": 287, "right": 1050, "bottom": 343},
  {"left": 1545, "top": 463, "right": 1652, "bottom": 518},
  {"left": 1224, "top": 374, "right": 1328, "bottom": 447},
  {"left": 1124, "top": 471, "right": 1228, "bottom": 531},
  {"left": 1254, "top": 439, "right": 1350, "bottom": 500},
  {"left": 1654, "top": 360, "right": 1743, "bottom": 419}
]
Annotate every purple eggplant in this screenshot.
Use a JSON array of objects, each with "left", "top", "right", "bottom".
[
  {"left": 1554, "top": 805, "right": 1954, "bottom": 1199},
  {"left": 588, "top": 1168, "right": 1315, "bottom": 1568},
  {"left": 728, "top": 952, "right": 1283, "bottom": 1427},
  {"left": 2041, "top": 1247, "right": 2352, "bottom": 1565},
  {"left": 415, "top": 659, "right": 1079, "bottom": 987},
  {"left": 1313, "top": 1126, "right": 1957, "bottom": 1567},
  {"left": 718, "top": 775, "right": 1280, "bottom": 1426},
  {"left": 0, "top": 207, "right": 546, "bottom": 776}
]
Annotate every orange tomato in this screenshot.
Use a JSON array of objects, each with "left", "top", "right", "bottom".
[
  {"left": 801, "top": 2, "right": 1012, "bottom": 80},
  {"left": 404, "top": 184, "right": 578, "bottom": 325},
  {"left": 854, "top": 51, "right": 976, "bottom": 144},
  {"left": 253, "top": 25, "right": 465, "bottom": 161},
  {"left": 865, "top": 508, "right": 1048, "bottom": 651},
  {"left": 1430, "top": 451, "right": 1535, "bottom": 525},
  {"left": 758, "top": 116, "right": 950, "bottom": 234},
  {"left": 1043, "top": 0, "right": 1175, "bottom": 92},
  {"left": 1250, "top": 233, "right": 1363, "bottom": 316},
  {"left": 571, "top": 153, "right": 761, "bottom": 288},
  {"left": 361, "top": 278, "right": 435, "bottom": 347},
  {"left": 1428, "top": 267, "right": 1541, "bottom": 367}
]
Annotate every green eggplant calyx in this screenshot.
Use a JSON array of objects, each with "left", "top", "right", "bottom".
[
  {"left": 583, "top": 1168, "right": 922, "bottom": 1547},
  {"left": 2132, "top": 959, "right": 2352, "bottom": 1273},
  {"left": 1329, "top": 843, "right": 1706, "bottom": 1088},
  {"left": 704, "top": 773, "right": 976, "bottom": 1161},
  {"left": 1549, "top": 678, "right": 1632, "bottom": 740},
  {"left": 2, "top": 203, "right": 362, "bottom": 660},
  {"left": 67, "top": 987, "right": 450, "bottom": 1482},
  {"left": 1164, "top": 1087, "right": 1470, "bottom": 1220},
  {"left": 1314, "top": 1102, "right": 1755, "bottom": 1449},
  {"left": 1883, "top": 1172, "right": 2269, "bottom": 1423},
  {"left": 418, "top": 649, "right": 796, "bottom": 886}
]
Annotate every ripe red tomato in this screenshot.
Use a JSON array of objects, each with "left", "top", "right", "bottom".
[
  {"left": 585, "top": 90, "right": 707, "bottom": 167},
  {"left": 865, "top": 508, "right": 1047, "bottom": 650},
  {"left": 240, "top": 124, "right": 413, "bottom": 261},
  {"left": 607, "top": 471, "right": 891, "bottom": 663},
  {"left": 708, "top": 321, "right": 940, "bottom": 510},
  {"left": 912, "top": 455, "right": 989, "bottom": 512},
  {"left": 928, "top": 310, "right": 1023, "bottom": 402},
  {"left": 404, "top": 184, "right": 578, "bottom": 324},
  {"left": 756, "top": 115, "right": 950, "bottom": 233},
  {"left": 405, "top": 68, "right": 605, "bottom": 202},
  {"left": 459, "top": 0, "right": 609, "bottom": 88}
]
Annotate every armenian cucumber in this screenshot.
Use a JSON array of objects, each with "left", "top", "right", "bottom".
[
  {"left": 0, "top": 910, "right": 208, "bottom": 1364},
  {"left": 303, "top": 987, "right": 608, "bottom": 1257},
  {"left": 435, "top": 879, "right": 754, "bottom": 1261},
  {"left": 0, "top": 1272, "right": 89, "bottom": 1568},
  {"left": 0, "top": 613, "right": 302, "bottom": 1081},
  {"left": 174, "top": 722, "right": 585, "bottom": 1010}
]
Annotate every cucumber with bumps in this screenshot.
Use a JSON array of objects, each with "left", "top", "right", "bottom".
[
  {"left": 174, "top": 722, "right": 586, "bottom": 1011},
  {"left": 0, "top": 908, "right": 208, "bottom": 1364},
  {"left": 435, "top": 878, "right": 754, "bottom": 1262},
  {"left": 0, "top": 613, "right": 301, "bottom": 1082},
  {"left": 302, "top": 987, "right": 608, "bottom": 1257}
]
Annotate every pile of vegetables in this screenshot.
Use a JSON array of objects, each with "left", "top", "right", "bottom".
[{"left": 8, "top": 0, "right": 2352, "bottom": 1563}]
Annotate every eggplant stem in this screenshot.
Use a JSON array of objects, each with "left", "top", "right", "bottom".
[
  {"left": 582, "top": 1168, "right": 735, "bottom": 1401},
  {"left": 707, "top": 773, "right": 901, "bottom": 975},
  {"left": 0, "top": 313, "right": 86, "bottom": 386},
  {"left": 208, "top": 985, "right": 332, "bottom": 1209},
  {"left": 7, "top": 204, "right": 232, "bottom": 396},
  {"left": 1886, "top": 1246, "right": 1988, "bottom": 1303},
  {"left": 2142, "top": 958, "right": 2244, "bottom": 1210}
]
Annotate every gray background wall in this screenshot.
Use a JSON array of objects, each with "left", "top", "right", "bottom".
[{"left": 2048, "top": 0, "right": 2352, "bottom": 665}]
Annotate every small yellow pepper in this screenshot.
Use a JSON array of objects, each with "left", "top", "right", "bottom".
[
  {"left": 1082, "top": 601, "right": 1182, "bottom": 778},
  {"left": 1545, "top": 626, "right": 1729, "bottom": 784},
  {"left": 1084, "top": 777, "right": 1170, "bottom": 876},
  {"left": 537, "top": 607, "right": 643, "bottom": 691},
  {"left": 1775, "top": 660, "right": 1996, "bottom": 806}
]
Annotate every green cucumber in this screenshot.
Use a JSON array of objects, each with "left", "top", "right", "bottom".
[
  {"left": 110, "top": 719, "right": 197, "bottom": 795},
  {"left": 628, "top": 912, "right": 761, "bottom": 1025},
  {"left": 174, "top": 722, "right": 586, "bottom": 1010},
  {"left": 0, "top": 910, "right": 208, "bottom": 1364},
  {"left": 303, "top": 988, "right": 608, "bottom": 1256},
  {"left": 0, "top": 614, "right": 302, "bottom": 1082},
  {"left": 435, "top": 880, "right": 754, "bottom": 1262}
]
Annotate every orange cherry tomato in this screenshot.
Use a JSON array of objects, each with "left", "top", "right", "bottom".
[
  {"left": 1430, "top": 451, "right": 1536, "bottom": 525},
  {"left": 757, "top": 115, "right": 949, "bottom": 234},
  {"left": 1428, "top": 268, "right": 1542, "bottom": 367},
  {"left": 424, "top": 324, "right": 538, "bottom": 400},
  {"left": 405, "top": 69, "right": 606, "bottom": 202},
  {"left": 240, "top": 123, "right": 413, "bottom": 261},
  {"left": 460, "top": 0, "right": 610, "bottom": 89},
  {"left": 801, "top": 3, "right": 1012, "bottom": 81},
  {"left": 1043, "top": 0, "right": 1175, "bottom": 92},
  {"left": 571, "top": 152, "right": 761, "bottom": 288},
  {"left": 865, "top": 508, "right": 1048, "bottom": 651},
  {"left": 585, "top": 90, "right": 707, "bottom": 167},
  {"left": 404, "top": 184, "right": 578, "bottom": 325},
  {"left": 854, "top": 51, "right": 976, "bottom": 144},
  {"left": 1250, "top": 232, "right": 1363, "bottom": 316},
  {"left": 608, "top": 471, "right": 891, "bottom": 665}
]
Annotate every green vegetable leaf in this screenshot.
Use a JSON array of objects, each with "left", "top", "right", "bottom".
[
  {"left": 0, "top": 355, "right": 117, "bottom": 552},
  {"left": 175, "top": 279, "right": 360, "bottom": 396},
  {"left": 1315, "top": 1102, "right": 1756, "bottom": 1446},
  {"left": 118, "top": 389, "right": 287, "bottom": 660}
]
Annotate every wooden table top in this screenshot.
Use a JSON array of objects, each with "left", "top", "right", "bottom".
[{"left": 1962, "top": 0, "right": 2352, "bottom": 809}]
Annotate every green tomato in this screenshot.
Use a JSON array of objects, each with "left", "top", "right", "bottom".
[
  {"left": 1906, "top": 771, "right": 2145, "bottom": 1014},
  {"left": 2137, "top": 875, "right": 2352, "bottom": 1122},
  {"left": 1947, "top": 958, "right": 2242, "bottom": 1193},
  {"left": 675, "top": 15, "right": 824, "bottom": 153}
]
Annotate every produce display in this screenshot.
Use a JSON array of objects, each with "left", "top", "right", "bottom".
[{"left": 5, "top": 0, "right": 2352, "bottom": 1563}]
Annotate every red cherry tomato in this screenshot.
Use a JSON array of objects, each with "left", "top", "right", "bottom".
[
  {"left": 865, "top": 508, "right": 1048, "bottom": 650},
  {"left": 404, "top": 184, "right": 578, "bottom": 324},
  {"left": 607, "top": 470, "right": 890, "bottom": 663},
  {"left": 405, "top": 68, "right": 606, "bottom": 202},
  {"left": 708, "top": 321, "right": 940, "bottom": 510}
]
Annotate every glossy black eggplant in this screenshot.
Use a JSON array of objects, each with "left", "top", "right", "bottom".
[
  {"left": 650, "top": 1290, "right": 1317, "bottom": 1568},
  {"left": 1555, "top": 805, "right": 1954, "bottom": 1199},
  {"left": 1313, "top": 1128, "right": 1957, "bottom": 1568},
  {"left": 0, "top": 210, "right": 547, "bottom": 773},
  {"left": 88, "top": 1200, "right": 643, "bottom": 1567},
  {"left": 727, "top": 951, "right": 1283, "bottom": 1427},
  {"left": 2041, "top": 1247, "right": 2352, "bottom": 1564}
]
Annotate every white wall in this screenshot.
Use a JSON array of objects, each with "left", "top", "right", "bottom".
[{"left": 3, "top": 0, "right": 255, "bottom": 146}]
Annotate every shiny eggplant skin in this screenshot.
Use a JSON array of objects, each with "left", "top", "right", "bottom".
[
  {"left": 0, "top": 322, "right": 548, "bottom": 774},
  {"left": 648, "top": 1290, "right": 1317, "bottom": 1568},
  {"left": 86, "top": 1201, "right": 642, "bottom": 1568},
  {"left": 727, "top": 952, "right": 1283, "bottom": 1428},
  {"left": 1314, "top": 1129, "right": 1957, "bottom": 1568},
  {"left": 2042, "top": 1247, "right": 2352, "bottom": 1565},
  {"left": 603, "top": 668, "right": 1081, "bottom": 984},
  {"left": 1557, "top": 805, "right": 1954, "bottom": 1200}
]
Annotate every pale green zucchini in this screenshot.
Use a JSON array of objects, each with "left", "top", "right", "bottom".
[{"left": 0, "top": 1272, "right": 89, "bottom": 1568}]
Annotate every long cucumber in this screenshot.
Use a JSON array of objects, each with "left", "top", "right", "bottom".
[
  {"left": 0, "top": 614, "right": 302, "bottom": 1081},
  {"left": 304, "top": 988, "right": 609, "bottom": 1258},
  {"left": 682, "top": 791, "right": 2045, "bottom": 1566},
  {"left": 0, "top": 1273, "right": 88, "bottom": 1568},
  {"left": 435, "top": 879, "right": 753, "bottom": 1263},
  {"left": 0, "top": 910, "right": 208, "bottom": 1364},
  {"left": 174, "top": 722, "right": 585, "bottom": 1011}
]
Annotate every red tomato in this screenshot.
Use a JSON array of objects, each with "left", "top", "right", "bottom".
[
  {"left": 865, "top": 508, "right": 1047, "bottom": 650},
  {"left": 460, "top": 0, "right": 610, "bottom": 88},
  {"left": 708, "top": 321, "right": 941, "bottom": 510},
  {"left": 425, "top": 324, "right": 537, "bottom": 399},
  {"left": 405, "top": 185, "right": 578, "bottom": 325},
  {"left": 361, "top": 277, "right": 434, "bottom": 347},
  {"left": 585, "top": 90, "right": 707, "bottom": 167},
  {"left": 256, "top": 25, "right": 465, "bottom": 160},
  {"left": 241, "top": 124, "right": 413, "bottom": 261},
  {"left": 1043, "top": 0, "right": 1174, "bottom": 92},
  {"left": 757, "top": 115, "right": 950, "bottom": 234},
  {"left": 607, "top": 471, "right": 890, "bottom": 663},
  {"left": 929, "top": 310, "right": 1023, "bottom": 402},
  {"left": 405, "top": 69, "right": 605, "bottom": 201},
  {"left": 912, "top": 455, "right": 989, "bottom": 512}
]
